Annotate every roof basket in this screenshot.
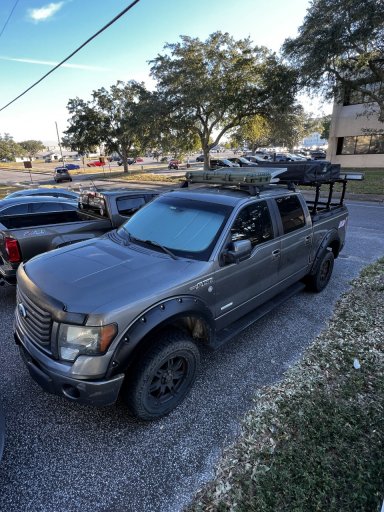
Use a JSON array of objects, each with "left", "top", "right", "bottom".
[{"left": 186, "top": 168, "right": 285, "bottom": 183}]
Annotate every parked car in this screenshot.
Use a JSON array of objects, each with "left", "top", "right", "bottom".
[
  {"left": 0, "top": 189, "right": 158, "bottom": 285},
  {"left": 227, "top": 157, "right": 256, "bottom": 167},
  {"left": 118, "top": 158, "right": 136, "bottom": 166},
  {"left": 246, "top": 155, "right": 271, "bottom": 164},
  {"left": 87, "top": 161, "right": 105, "bottom": 167},
  {"left": 168, "top": 159, "right": 181, "bottom": 170},
  {"left": 0, "top": 195, "right": 77, "bottom": 217},
  {"left": 6, "top": 188, "right": 78, "bottom": 201},
  {"left": 210, "top": 159, "right": 240, "bottom": 169},
  {"left": 310, "top": 150, "right": 327, "bottom": 160},
  {"left": 54, "top": 167, "right": 72, "bottom": 183},
  {"left": 196, "top": 155, "right": 205, "bottom": 162},
  {"left": 54, "top": 164, "right": 80, "bottom": 171},
  {"left": 136, "top": 157, "right": 144, "bottom": 163}
]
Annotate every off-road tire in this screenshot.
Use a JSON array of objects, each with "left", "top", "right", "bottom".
[
  {"left": 306, "top": 250, "right": 334, "bottom": 292},
  {"left": 124, "top": 330, "right": 200, "bottom": 421}
]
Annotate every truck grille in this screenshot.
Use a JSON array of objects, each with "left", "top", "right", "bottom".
[{"left": 16, "top": 286, "right": 52, "bottom": 350}]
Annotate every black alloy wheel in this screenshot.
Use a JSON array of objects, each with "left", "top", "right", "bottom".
[
  {"left": 125, "top": 330, "right": 200, "bottom": 421},
  {"left": 306, "top": 250, "right": 335, "bottom": 292}
]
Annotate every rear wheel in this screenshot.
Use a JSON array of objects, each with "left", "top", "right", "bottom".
[
  {"left": 306, "top": 250, "right": 334, "bottom": 292},
  {"left": 124, "top": 330, "right": 200, "bottom": 420}
]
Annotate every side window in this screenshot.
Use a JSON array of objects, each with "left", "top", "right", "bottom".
[
  {"left": 231, "top": 201, "right": 274, "bottom": 247},
  {"left": 116, "top": 196, "right": 146, "bottom": 217},
  {"left": 275, "top": 195, "right": 306, "bottom": 234},
  {"left": 29, "top": 202, "right": 62, "bottom": 213},
  {"left": 0, "top": 204, "right": 29, "bottom": 216}
]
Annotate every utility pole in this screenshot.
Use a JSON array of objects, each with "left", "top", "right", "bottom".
[{"left": 55, "top": 121, "right": 65, "bottom": 166}]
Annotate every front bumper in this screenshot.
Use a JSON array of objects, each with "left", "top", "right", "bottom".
[{"left": 15, "top": 331, "right": 124, "bottom": 407}]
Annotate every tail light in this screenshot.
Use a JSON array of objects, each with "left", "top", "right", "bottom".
[{"left": 5, "top": 237, "right": 21, "bottom": 263}]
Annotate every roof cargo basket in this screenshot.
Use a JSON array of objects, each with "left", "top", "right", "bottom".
[{"left": 182, "top": 169, "right": 287, "bottom": 195}]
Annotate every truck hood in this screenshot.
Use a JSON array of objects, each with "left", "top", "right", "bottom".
[{"left": 23, "top": 236, "right": 207, "bottom": 314}]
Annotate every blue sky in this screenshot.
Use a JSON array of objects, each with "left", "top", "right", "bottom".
[{"left": 0, "top": 0, "right": 331, "bottom": 144}]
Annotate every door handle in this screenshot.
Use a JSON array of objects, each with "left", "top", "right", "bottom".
[
  {"left": 272, "top": 249, "right": 280, "bottom": 258},
  {"left": 304, "top": 235, "right": 312, "bottom": 245}
]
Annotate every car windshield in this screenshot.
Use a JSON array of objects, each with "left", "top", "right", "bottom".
[{"left": 118, "top": 196, "right": 232, "bottom": 261}]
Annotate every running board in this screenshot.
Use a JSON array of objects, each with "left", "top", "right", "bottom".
[{"left": 213, "top": 281, "right": 306, "bottom": 349}]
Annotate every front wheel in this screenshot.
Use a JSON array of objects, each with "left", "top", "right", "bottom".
[
  {"left": 124, "top": 330, "right": 200, "bottom": 421},
  {"left": 306, "top": 250, "right": 334, "bottom": 292}
]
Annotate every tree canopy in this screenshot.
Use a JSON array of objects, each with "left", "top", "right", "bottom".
[
  {"left": 283, "top": 0, "right": 384, "bottom": 121},
  {"left": 150, "top": 31, "right": 298, "bottom": 168},
  {"left": 19, "top": 140, "right": 45, "bottom": 160},
  {"left": 0, "top": 134, "right": 24, "bottom": 161},
  {"left": 63, "top": 81, "right": 156, "bottom": 171}
]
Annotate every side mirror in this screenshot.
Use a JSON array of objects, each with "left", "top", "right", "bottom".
[{"left": 222, "top": 239, "right": 252, "bottom": 265}]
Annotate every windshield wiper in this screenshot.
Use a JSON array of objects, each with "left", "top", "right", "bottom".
[{"left": 130, "top": 236, "right": 178, "bottom": 260}]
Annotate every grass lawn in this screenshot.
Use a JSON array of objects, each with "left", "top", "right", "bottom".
[
  {"left": 187, "top": 258, "right": 384, "bottom": 512},
  {"left": 338, "top": 168, "right": 384, "bottom": 196}
]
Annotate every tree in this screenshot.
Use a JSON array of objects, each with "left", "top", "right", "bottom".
[
  {"left": 63, "top": 81, "right": 156, "bottom": 172},
  {"left": 231, "top": 115, "right": 272, "bottom": 153},
  {"left": 19, "top": 140, "right": 44, "bottom": 161},
  {"left": 0, "top": 134, "right": 24, "bottom": 162},
  {"left": 233, "top": 107, "right": 319, "bottom": 151},
  {"left": 319, "top": 115, "right": 332, "bottom": 140},
  {"left": 283, "top": 0, "right": 384, "bottom": 121},
  {"left": 150, "top": 32, "right": 298, "bottom": 169}
]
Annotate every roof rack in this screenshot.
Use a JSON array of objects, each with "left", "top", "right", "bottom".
[{"left": 181, "top": 169, "right": 288, "bottom": 195}]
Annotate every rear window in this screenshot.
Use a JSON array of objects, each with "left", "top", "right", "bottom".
[
  {"left": 116, "top": 196, "right": 146, "bottom": 217},
  {"left": 275, "top": 195, "right": 306, "bottom": 234},
  {"left": 79, "top": 192, "right": 108, "bottom": 217}
]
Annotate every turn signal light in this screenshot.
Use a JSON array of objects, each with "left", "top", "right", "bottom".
[{"left": 5, "top": 237, "right": 21, "bottom": 263}]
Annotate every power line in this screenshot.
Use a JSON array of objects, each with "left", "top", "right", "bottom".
[
  {"left": 0, "top": 0, "right": 20, "bottom": 39},
  {"left": 0, "top": 0, "right": 141, "bottom": 113}
]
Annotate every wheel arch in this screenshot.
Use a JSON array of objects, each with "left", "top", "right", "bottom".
[
  {"left": 310, "top": 228, "right": 341, "bottom": 276},
  {"left": 107, "top": 296, "right": 215, "bottom": 378}
]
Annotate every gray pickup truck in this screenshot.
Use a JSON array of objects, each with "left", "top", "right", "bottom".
[
  {"left": 0, "top": 188, "right": 158, "bottom": 285},
  {"left": 14, "top": 169, "right": 351, "bottom": 420}
]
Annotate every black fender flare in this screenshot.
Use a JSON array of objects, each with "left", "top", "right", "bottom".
[
  {"left": 309, "top": 228, "right": 340, "bottom": 276},
  {"left": 107, "top": 296, "right": 215, "bottom": 377}
]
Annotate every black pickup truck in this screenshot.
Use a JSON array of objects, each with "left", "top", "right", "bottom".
[{"left": 0, "top": 188, "right": 158, "bottom": 285}]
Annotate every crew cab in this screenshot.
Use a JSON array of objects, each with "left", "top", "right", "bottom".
[
  {"left": 14, "top": 169, "right": 357, "bottom": 421},
  {"left": 0, "top": 189, "right": 158, "bottom": 285}
]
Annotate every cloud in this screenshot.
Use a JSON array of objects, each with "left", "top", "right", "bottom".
[
  {"left": 28, "top": 2, "right": 64, "bottom": 22},
  {"left": 0, "top": 55, "right": 110, "bottom": 72}
]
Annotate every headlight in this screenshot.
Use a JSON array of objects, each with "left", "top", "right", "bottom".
[{"left": 58, "top": 324, "right": 117, "bottom": 362}]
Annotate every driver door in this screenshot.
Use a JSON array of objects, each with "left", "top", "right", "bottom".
[{"left": 214, "top": 200, "right": 281, "bottom": 330}]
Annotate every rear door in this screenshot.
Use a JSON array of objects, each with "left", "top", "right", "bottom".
[{"left": 271, "top": 194, "right": 312, "bottom": 284}]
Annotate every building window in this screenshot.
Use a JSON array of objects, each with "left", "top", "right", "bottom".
[
  {"left": 343, "top": 82, "right": 382, "bottom": 106},
  {"left": 336, "top": 134, "right": 384, "bottom": 155}
]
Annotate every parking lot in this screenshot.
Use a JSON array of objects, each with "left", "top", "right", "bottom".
[{"left": 0, "top": 200, "right": 383, "bottom": 512}]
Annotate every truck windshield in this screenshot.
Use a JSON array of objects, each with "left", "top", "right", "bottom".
[{"left": 118, "top": 196, "right": 232, "bottom": 261}]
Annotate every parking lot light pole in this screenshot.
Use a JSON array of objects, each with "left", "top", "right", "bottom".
[{"left": 55, "top": 121, "right": 65, "bottom": 167}]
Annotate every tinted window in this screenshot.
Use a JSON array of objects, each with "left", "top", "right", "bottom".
[
  {"left": 117, "top": 196, "right": 146, "bottom": 216},
  {"left": 0, "top": 204, "right": 29, "bottom": 215},
  {"left": 30, "top": 202, "right": 63, "bottom": 213},
  {"left": 275, "top": 196, "right": 306, "bottom": 234},
  {"left": 231, "top": 201, "right": 274, "bottom": 247}
]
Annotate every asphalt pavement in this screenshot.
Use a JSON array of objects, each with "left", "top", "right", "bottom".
[{"left": 0, "top": 200, "right": 383, "bottom": 512}]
